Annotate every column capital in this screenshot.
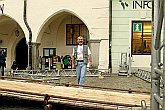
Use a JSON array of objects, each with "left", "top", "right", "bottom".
[
  {"left": 31, "top": 42, "right": 41, "bottom": 46},
  {"left": 89, "top": 39, "right": 101, "bottom": 43}
]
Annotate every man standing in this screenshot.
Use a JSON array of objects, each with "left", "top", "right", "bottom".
[
  {"left": 72, "top": 36, "right": 92, "bottom": 87},
  {"left": 0, "top": 49, "right": 6, "bottom": 77}
]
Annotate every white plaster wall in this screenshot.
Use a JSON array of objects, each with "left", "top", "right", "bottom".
[
  {"left": 98, "top": 39, "right": 109, "bottom": 69},
  {"left": 132, "top": 55, "right": 151, "bottom": 67}
]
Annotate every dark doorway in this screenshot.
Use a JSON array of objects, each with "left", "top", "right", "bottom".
[{"left": 16, "top": 38, "right": 28, "bottom": 70}]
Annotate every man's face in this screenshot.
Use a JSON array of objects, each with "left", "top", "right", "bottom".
[{"left": 77, "top": 36, "right": 84, "bottom": 45}]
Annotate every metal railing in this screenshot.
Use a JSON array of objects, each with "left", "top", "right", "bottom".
[
  {"left": 5, "top": 68, "right": 111, "bottom": 79},
  {"left": 134, "top": 69, "right": 151, "bottom": 83}
]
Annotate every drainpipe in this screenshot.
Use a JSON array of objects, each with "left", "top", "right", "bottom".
[
  {"left": 109, "top": 0, "right": 112, "bottom": 69},
  {"left": 23, "top": 0, "right": 32, "bottom": 70}
]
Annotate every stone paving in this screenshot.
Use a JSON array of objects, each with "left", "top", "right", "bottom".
[
  {"left": 59, "top": 73, "right": 151, "bottom": 110},
  {"left": 60, "top": 73, "right": 151, "bottom": 93}
]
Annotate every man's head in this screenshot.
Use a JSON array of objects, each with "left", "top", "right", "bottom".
[{"left": 77, "top": 36, "right": 84, "bottom": 45}]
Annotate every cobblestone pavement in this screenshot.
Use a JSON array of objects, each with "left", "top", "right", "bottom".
[
  {"left": 60, "top": 73, "right": 151, "bottom": 93},
  {"left": 59, "top": 74, "right": 151, "bottom": 110}
]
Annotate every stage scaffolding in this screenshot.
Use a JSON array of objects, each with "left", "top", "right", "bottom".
[{"left": 150, "top": 0, "right": 165, "bottom": 110}]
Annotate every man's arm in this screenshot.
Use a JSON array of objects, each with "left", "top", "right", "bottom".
[
  {"left": 72, "top": 48, "right": 75, "bottom": 69},
  {"left": 72, "top": 55, "right": 75, "bottom": 69}
]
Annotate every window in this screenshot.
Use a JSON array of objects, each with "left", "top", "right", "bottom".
[
  {"left": 132, "top": 21, "right": 152, "bottom": 55},
  {"left": 43, "top": 48, "right": 56, "bottom": 57},
  {"left": 66, "top": 24, "right": 89, "bottom": 45}
]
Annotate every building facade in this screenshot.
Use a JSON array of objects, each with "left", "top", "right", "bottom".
[
  {"left": 0, "top": 0, "right": 152, "bottom": 72},
  {"left": 112, "top": 0, "right": 152, "bottom": 72},
  {"left": 0, "top": 0, "right": 109, "bottom": 70}
]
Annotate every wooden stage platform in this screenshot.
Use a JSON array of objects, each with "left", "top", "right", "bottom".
[{"left": 0, "top": 79, "right": 150, "bottom": 109}]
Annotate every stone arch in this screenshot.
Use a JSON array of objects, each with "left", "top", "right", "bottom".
[
  {"left": 0, "top": 14, "right": 26, "bottom": 39},
  {"left": 0, "top": 14, "right": 27, "bottom": 69},
  {"left": 36, "top": 9, "right": 90, "bottom": 43}
]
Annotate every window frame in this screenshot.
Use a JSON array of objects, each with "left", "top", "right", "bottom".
[
  {"left": 131, "top": 21, "right": 152, "bottom": 55},
  {"left": 43, "top": 48, "right": 56, "bottom": 57},
  {"left": 66, "top": 24, "right": 88, "bottom": 45}
]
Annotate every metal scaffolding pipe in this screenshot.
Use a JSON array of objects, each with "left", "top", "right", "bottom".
[
  {"left": 162, "top": 0, "right": 165, "bottom": 109},
  {"left": 154, "top": 0, "right": 164, "bottom": 50},
  {"left": 154, "top": 68, "right": 163, "bottom": 76},
  {"left": 150, "top": 0, "right": 161, "bottom": 109},
  {"left": 154, "top": 93, "right": 163, "bottom": 106}
]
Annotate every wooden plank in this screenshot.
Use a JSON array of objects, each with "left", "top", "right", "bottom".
[{"left": 0, "top": 80, "right": 150, "bottom": 107}]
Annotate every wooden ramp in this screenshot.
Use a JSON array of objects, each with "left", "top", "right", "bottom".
[{"left": 0, "top": 80, "right": 150, "bottom": 109}]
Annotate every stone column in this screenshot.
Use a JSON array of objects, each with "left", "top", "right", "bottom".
[
  {"left": 89, "top": 39, "right": 101, "bottom": 68},
  {"left": 31, "top": 42, "right": 40, "bottom": 70}
]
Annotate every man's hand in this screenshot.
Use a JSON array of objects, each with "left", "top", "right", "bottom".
[
  {"left": 72, "top": 56, "right": 75, "bottom": 69},
  {"left": 72, "top": 63, "right": 75, "bottom": 69},
  {"left": 88, "top": 61, "right": 92, "bottom": 68}
]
